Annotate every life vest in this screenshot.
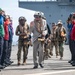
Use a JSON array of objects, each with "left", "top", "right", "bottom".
[
  {"left": 18, "top": 23, "right": 29, "bottom": 40},
  {"left": 56, "top": 26, "right": 66, "bottom": 41}
]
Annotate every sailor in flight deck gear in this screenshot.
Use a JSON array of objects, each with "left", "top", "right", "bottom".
[
  {"left": 50, "top": 23, "right": 59, "bottom": 58},
  {"left": 56, "top": 20, "right": 66, "bottom": 60},
  {"left": 15, "top": 16, "right": 30, "bottom": 65},
  {"left": 40, "top": 12, "right": 51, "bottom": 59},
  {"left": 30, "top": 11, "right": 47, "bottom": 69}
]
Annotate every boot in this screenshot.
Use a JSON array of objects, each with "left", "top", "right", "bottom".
[
  {"left": 17, "top": 61, "right": 21, "bottom": 66},
  {"left": 60, "top": 57, "right": 63, "bottom": 60},
  {"left": 50, "top": 52, "right": 53, "bottom": 56},
  {"left": 22, "top": 60, "right": 26, "bottom": 65}
]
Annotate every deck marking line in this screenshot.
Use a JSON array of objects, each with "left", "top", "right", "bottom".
[{"left": 24, "top": 70, "right": 75, "bottom": 75}]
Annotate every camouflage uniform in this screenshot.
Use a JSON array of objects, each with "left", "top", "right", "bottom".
[
  {"left": 50, "top": 25, "right": 59, "bottom": 57},
  {"left": 17, "top": 39, "right": 29, "bottom": 63},
  {"left": 56, "top": 21, "right": 66, "bottom": 59},
  {"left": 44, "top": 37, "right": 51, "bottom": 59},
  {"left": 15, "top": 17, "right": 29, "bottom": 65}
]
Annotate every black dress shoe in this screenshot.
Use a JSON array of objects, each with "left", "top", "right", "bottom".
[
  {"left": 39, "top": 64, "right": 44, "bottom": 68},
  {"left": 2, "top": 63, "right": 8, "bottom": 67},
  {"left": 4, "top": 63, "right": 11, "bottom": 66},
  {"left": 68, "top": 60, "right": 72, "bottom": 63},
  {"left": 72, "top": 64, "right": 75, "bottom": 66},
  {"left": 71, "top": 62, "right": 75, "bottom": 66},
  {"left": 33, "top": 66, "right": 38, "bottom": 69},
  {"left": 0, "top": 65, "right": 5, "bottom": 69},
  {"left": 10, "top": 61, "right": 14, "bottom": 63},
  {"left": 70, "top": 61, "right": 74, "bottom": 64},
  {"left": 6, "top": 61, "right": 11, "bottom": 65}
]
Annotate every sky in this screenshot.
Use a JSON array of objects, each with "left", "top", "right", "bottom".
[{"left": 0, "top": 0, "right": 36, "bottom": 45}]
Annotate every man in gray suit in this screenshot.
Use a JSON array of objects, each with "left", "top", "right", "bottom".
[{"left": 30, "top": 12, "right": 47, "bottom": 69}]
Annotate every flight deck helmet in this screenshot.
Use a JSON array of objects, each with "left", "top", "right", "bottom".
[
  {"left": 34, "top": 11, "right": 42, "bottom": 18},
  {"left": 19, "top": 16, "right": 26, "bottom": 26}
]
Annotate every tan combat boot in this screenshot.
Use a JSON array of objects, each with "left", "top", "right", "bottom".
[{"left": 22, "top": 60, "right": 26, "bottom": 65}]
